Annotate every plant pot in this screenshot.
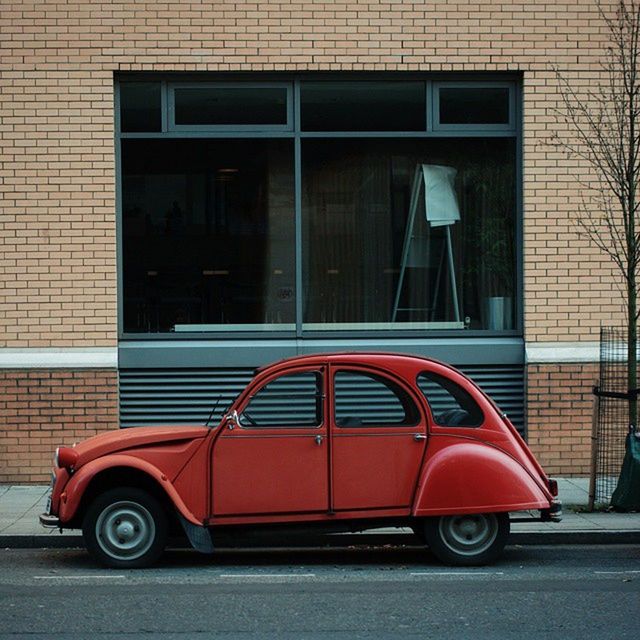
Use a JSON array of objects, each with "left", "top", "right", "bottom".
[{"left": 484, "top": 296, "right": 513, "bottom": 331}]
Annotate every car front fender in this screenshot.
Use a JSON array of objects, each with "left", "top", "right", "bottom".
[
  {"left": 413, "top": 438, "right": 551, "bottom": 516},
  {"left": 58, "top": 454, "right": 202, "bottom": 526}
]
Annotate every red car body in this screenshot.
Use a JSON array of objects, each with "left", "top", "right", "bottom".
[{"left": 41, "top": 353, "right": 560, "bottom": 567}]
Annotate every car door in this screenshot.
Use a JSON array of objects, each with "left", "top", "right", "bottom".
[
  {"left": 330, "top": 365, "right": 427, "bottom": 511},
  {"left": 212, "top": 366, "right": 329, "bottom": 516}
]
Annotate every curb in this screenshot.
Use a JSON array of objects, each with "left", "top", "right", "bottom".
[
  {"left": 510, "top": 531, "right": 640, "bottom": 545},
  {"left": 2, "top": 530, "right": 639, "bottom": 550}
]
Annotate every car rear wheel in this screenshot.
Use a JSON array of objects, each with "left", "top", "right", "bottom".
[
  {"left": 82, "top": 487, "right": 168, "bottom": 568},
  {"left": 424, "top": 512, "right": 509, "bottom": 566}
]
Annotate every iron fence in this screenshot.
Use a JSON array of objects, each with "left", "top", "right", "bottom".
[{"left": 589, "top": 327, "right": 635, "bottom": 507}]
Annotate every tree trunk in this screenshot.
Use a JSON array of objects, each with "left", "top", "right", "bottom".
[{"left": 628, "top": 276, "right": 637, "bottom": 430}]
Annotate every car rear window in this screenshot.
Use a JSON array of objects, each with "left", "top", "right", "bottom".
[{"left": 417, "top": 371, "right": 484, "bottom": 427}]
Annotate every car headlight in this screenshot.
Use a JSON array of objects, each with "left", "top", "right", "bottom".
[{"left": 54, "top": 446, "right": 79, "bottom": 470}]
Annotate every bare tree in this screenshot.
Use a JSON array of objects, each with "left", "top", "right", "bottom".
[{"left": 553, "top": 0, "right": 640, "bottom": 428}]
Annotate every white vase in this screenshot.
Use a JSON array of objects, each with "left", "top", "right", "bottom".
[{"left": 485, "top": 296, "right": 513, "bottom": 330}]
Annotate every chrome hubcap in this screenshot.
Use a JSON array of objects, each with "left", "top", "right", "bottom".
[
  {"left": 439, "top": 514, "right": 498, "bottom": 557},
  {"left": 95, "top": 501, "right": 155, "bottom": 561}
]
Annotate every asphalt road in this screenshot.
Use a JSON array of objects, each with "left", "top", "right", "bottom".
[{"left": 0, "top": 544, "right": 639, "bottom": 639}]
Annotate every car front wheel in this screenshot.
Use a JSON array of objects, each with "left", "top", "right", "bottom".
[
  {"left": 423, "top": 512, "right": 509, "bottom": 566},
  {"left": 82, "top": 487, "right": 168, "bottom": 568}
]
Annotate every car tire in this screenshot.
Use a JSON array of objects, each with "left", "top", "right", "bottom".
[
  {"left": 82, "top": 487, "right": 168, "bottom": 569},
  {"left": 423, "top": 512, "right": 510, "bottom": 566}
]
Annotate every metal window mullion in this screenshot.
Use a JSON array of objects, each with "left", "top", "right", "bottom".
[
  {"left": 294, "top": 79, "right": 303, "bottom": 340},
  {"left": 161, "top": 80, "right": 169, "bottom": 132},
  {"left": 426, "top": 80, "right": 433, "bottom": 132},
  {"left": 114, "top": 78, "right": 124, "bottom": 343}
]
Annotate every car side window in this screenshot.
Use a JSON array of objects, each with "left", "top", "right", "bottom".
[
  {"left": 334, "top": 370, "right": 420, "bottom": 427},
  {"left": 240, "top": 371, "right": 323, "bottom": 428},
  {"left": 417, "top": 371, "right": 484, "bottom": 427}
]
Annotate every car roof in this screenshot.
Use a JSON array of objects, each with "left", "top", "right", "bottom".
[{"left": 255, "top": 351, "right": 447, "bottom": 374}]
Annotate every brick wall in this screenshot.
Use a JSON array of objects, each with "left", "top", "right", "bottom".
[
  {"left": 0, "top": 370, "right": 118, "bottom": 483},
  {"left": 0, "top": 1, "right": 625, "bottom": 480},
  {"left": 526, "top": 363, "right": 598, "bottom": 476},
  {"left": 0, "top": 0, "right": 625, "bottom": 348}
]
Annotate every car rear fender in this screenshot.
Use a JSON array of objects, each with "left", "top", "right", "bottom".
[
  {"left": 58, "top": 454, "right": 202, "bottom": 526},
  {"left": 412, "top": 438, "right": 551, "bottom": 516}
]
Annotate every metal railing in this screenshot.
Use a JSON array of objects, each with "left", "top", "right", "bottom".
[{"left": 589, "top": 327, "right": 635, "bottom": 508}]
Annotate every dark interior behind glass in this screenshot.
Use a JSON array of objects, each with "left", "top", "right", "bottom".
[
  {"left": 120, "top": 82, "right": 162, "bottom": 132},
  {"left": 302, "top": 138, "right": 516, "bottom": 330},
  {"left": 439, "top": 87, "right": 510, "bottom": 125},
  {"left": 174, "top": 87, "right": 288, "bottom": 126},
  {"left": 121, "top": 139, "right": 295, "bottom": 332},
  {"left": 301, "top": 81, "right": 425, "bottom": 131}
]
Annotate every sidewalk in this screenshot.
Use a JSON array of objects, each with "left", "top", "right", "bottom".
[{"left": 1, "top": 479, "right": 639, "bottom": 549}]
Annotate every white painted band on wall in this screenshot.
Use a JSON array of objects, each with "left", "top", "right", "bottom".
[
  {"left": 525, "top": 342, "right": 600, "bottom": 363},
  {"left": 0, "top": 348, "right": 118, "bottom": 369},
  {"left": 0, "top": 343, "right": 603, "bottom": 367}
]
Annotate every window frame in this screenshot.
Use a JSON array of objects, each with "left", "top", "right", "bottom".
[
  {"left": 167, "top": 82, "right": 294, "bottom": 133},
  {"left": 115, "top": 73, "right": 523, "bottom": 341}
]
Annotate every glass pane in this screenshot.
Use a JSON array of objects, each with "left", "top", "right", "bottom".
[
  {"left": 302, "top": 138, "right": 516, "bottom": 331},
  {"left": 334, "top": 371, "right": 419, "bottom": 427},
  {"left": 174, "top": 87, "right": 288, "bottom": 126},
  {"left": 119, "top": 82, "right": 161, "bottom": 132},
  {"left": 301, "top": 81, "right": 425, "bottom": 131},
  {"left": 417, "top": 372, "right": 483, "bottom": 427},
  {"left": 241, "top": 372, "right": 322, "bottom": 427},
  {"left": 439, "top": 87, "right": 510, "bottom": 125},
  {"left": 121, "top": 138, "right": 295, "bottom": 332}
]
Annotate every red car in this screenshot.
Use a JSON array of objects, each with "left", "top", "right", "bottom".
[{"left": 41, "top": 352, "right": 561, "bottom": 568}]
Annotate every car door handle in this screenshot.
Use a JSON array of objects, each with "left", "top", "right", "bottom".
[
  {"left": 315, "top": 435, "right": 323, "bottom": 445},
  {"left": 413, "top": 434, "right": 427, "bottom": 441}
]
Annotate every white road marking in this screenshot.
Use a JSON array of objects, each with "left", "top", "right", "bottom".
[
  {"left": 410, "top": 572, "right": 504, "bottom": 576},
  {"left": 219, "top": 573, "right": 316, "bottom": 578},
  {"left": 594, "top": 570, "right": 640, "bottom": 575},
  {"left": 34, "top": 575, "right": 126, "bottom": 580}
]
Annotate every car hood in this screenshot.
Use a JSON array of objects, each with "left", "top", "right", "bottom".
[{"left": 72, "top": 426, "right": 211, "bottom": 468}]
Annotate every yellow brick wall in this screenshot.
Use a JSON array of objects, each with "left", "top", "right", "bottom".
[{"left": 0, "top": 1, "right": 623, "bottom": 347}]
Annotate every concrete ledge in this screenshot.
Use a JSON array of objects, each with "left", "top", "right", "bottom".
[
  {"left": 0, "top": 348, "right": 118, "bottom": 369},
  {"left": 525, "top": 342, "right": 600, "bottom": 363}
]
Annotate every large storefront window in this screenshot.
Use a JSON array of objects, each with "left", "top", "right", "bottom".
[
  {"left": 302, "top": 138, "right": 516, "bottom": 330},
  {"left": 118, "top": 77, "right": 519, "bottom": 335},
  {"left": 122, "top": 139, "right": 295, "bottom": 332}
]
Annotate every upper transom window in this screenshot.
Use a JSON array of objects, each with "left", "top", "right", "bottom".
[{"left": 169, "top": 83, "right": 292, "bottom": 131}]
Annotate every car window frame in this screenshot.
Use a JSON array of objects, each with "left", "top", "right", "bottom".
[
  {"left": 331, "top": 365, "right": 423, "bottom": 429},
  {"left": 416, "top": 370, "right": 485, "bottom": 429},
  {"left": 237, "top": 366, "right": 325, "bottom": 430}
]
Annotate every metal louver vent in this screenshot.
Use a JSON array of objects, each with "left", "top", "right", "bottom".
[
  {"left": 460, "top": 365, "right": 525, "bottom": 433},
  {"left": 119, "top": 364, "right": 525, "bottom": 434},
  {"left": 119, "top": 368, "right": 254, "bottom": 428}
]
